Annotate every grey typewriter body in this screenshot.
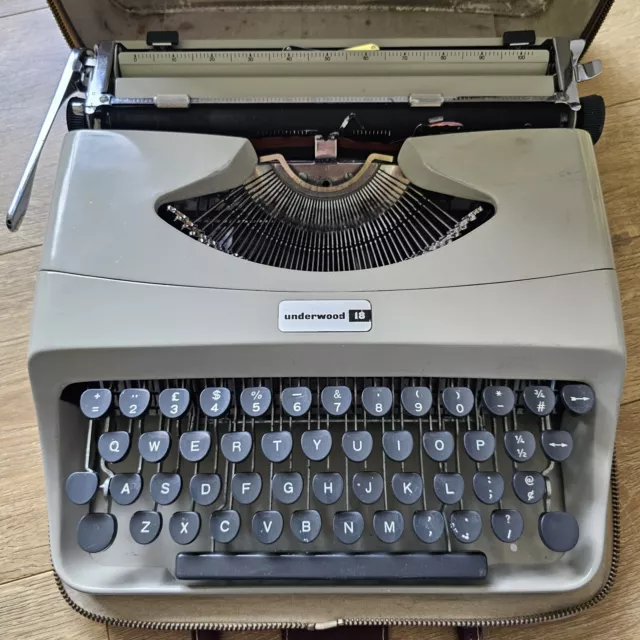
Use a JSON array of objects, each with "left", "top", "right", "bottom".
[{"left": 8, "top": 0, "right": 626, "bottom": 622}]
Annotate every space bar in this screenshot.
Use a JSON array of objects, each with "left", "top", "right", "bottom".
[{"left": 175, "top": 553, "right": 488, "bottom": 582}]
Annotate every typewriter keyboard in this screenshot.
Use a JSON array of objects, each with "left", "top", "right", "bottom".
[{"left": 64, "top": 378, "right": 594, "bottom": 584}]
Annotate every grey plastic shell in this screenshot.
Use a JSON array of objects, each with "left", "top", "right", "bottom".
[
  {"left": 41, "top": 129, "right": 613, "bottom": 290},
  {"left": 28, "top": 129, "right": 625, "bottom": 597}
]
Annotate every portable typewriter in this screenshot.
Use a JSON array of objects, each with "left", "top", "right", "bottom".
[{"left": 7, "top": 0, "right": 626, "bottom": 629}]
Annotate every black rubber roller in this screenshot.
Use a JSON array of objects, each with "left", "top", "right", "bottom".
[
  {"left": 66, "top": 98, "right": 88, "bottom": 131},
  {"left": 577, "top": 95, "right": 606, "bottom": 145},
  {"left": 539, "top": 512, "right": 580, "bottom": 552}
]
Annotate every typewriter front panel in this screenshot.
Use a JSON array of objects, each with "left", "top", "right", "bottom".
[{"left": 29, "top": 264, "right": 624, "bottom": 595}]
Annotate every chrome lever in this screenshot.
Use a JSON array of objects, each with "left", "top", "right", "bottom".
[{"left": 6, "top": 49, "right": 86, "bottom": 231}]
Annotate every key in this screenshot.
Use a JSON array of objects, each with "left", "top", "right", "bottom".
[
  {"left": 482, "top": 386, "right": 515, "bottom": 416},
  {"left": 321, "top": 386, "right": 353, "bottom": 416},
  {"left": 170, "top": 511, "right": 201, "bottom": 545},
  {"left": 522, "top": 385, "right": 555, "bottom": 417},
  {"left": 109, "top": 473, "right": 143, "bottom": 505},
  {"left": 159, "top": 388, "right": 190, "bottom": 419},
  {"left": 362, "top": 387, "right": 393, "bottom": 417},
  {"left": 413, "top": 510, "right": 445, "bottom": 544},
  {"left": 382, "top": 430, "right": 413, "bottom": 462},
  {"left": 291, "top": 510, "right": 322, "bottom": 543},
  {"left": 253, "top": 511, "right": 283, "bottom": 544},
  {"left": 175, "top": 552, "right": 489, "bottom": 582},
  {"left": 472, "top": 472, "right": 504, "bottom": 505},
  {"left": 373, "top": 511, "right": 404, "bottom": 543},
  {"left": 189, "top": 473, "right": 221, "bottom": 506},
  {"left": 240, "top": 387, "right": 272, "bottom": 417},
  {"left": 333, "top": 511, "right": 364, "bottom": 545},
  {"left": 434, "top": 473, "right": 464, "bottom": 505},
  {"left": 150, "top": 472, "right": 182, "bottom": 505},
  {"left": 118, "top": 388, "right": 151, "bottom": 418},
  {"left": 391, "top": 472, "right": 423, "bottom": 505},
  {"left": 301, "top": 430, "right": 332, "bottom": 461},
  {"left": 199, "top": 387, "right": 231, "bottom": 418},
  {"left": 561, "top": 383, "right": 595, "bottom": 415},
  {"left": 272, "top": 472, "right": 303, "bottom": 504},
  {"left": 179, "top": 431, "right": 211, "bottom": 462},
  {"left": 138, "top": 431, "right": 171, "bottom": 463},
  {"left": 231, "top": 472, "right": 262, "bottom": 504},
  {"left": 504, "top": 431, "right": 536, "bottom": 462},
  {"left": 220, "top": 431, "right": 252, "bottom": 463},
  {"left": 65, "top": 471, "right": 98, "bottom": 505},
  {"left": 281, "top": 387, "right": 312, "bottom": 417},
  {"left": 450, "top": 510, "right": 482, "bottom": 543},
  {"left": 77, "top": 513, "right": 117, "bottom": 553},
  {"left": 80, "top": 388, "right": 112, "bottom": 419},
  {"left": 98, "top": 431, "right": 130, "bottom": 463},
  {"left": 401, "top": 387, "right": 432, "bottom": 417},
  {"left": 539, "top": 511, "right": 579, "bottom": 552},
  {"left": 463, "top": 430, "right": 495, "bottom": 462},
  {"left": 352, "top": 472, "right": 384, "bottom": 504},
  {"left": 130, "top": 511, "right": 162, "bottom": 545},
  {"left": 210, "top": 510, "right": 241, "bottom": 543},
  {"left": 312, "top": 473, "right": 343, "bottom": 505},
  {"left": 512, "top": 471, "right": 545, "bottom": 504},
  {"left": 261, "top": 431, "right": 293, "bottom": 463},
  {"left": 342, "top": 431, "right": 373, "bottom": 462},
  {"left": 423, "top": 431, "right": 455, "bottom": 462},
  {"left": 491, "top": 509, "right": 524, "bottom": 543},
  {"left": 442, "top": 387, "right": 474, "bottom": 418},
  {"left": 541, "top": 430, "right": 574, "bottom": 462}
]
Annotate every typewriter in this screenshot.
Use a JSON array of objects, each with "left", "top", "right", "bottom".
[{"left": 7, "top": 0, "right": 626, "bottom": 626}]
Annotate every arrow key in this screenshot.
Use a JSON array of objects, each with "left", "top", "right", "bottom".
[
  {"left": 541, "top": 430, "right": 574, "bottom": 462},
  {"left": 561, "top": 384, "right": 595, "bottom": 415}
]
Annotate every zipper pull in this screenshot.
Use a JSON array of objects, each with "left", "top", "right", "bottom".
[{"left": 457, "top": 626, "right": 484, "bottom": 640}]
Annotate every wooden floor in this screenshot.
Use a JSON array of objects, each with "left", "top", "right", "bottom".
[{"left": 1, "top": 2, "right": 640, "bottom": 639}]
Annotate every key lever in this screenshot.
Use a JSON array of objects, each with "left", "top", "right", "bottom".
[{"left": 7, "top": 49, "right": 86, "bottom": 231}]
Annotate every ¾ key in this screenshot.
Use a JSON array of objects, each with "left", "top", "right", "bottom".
[{"left": 522, "top": 386, "right": 555, "bottom": 417}]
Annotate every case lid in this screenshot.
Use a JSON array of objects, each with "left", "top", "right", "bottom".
[{"left": 50, "top": 0, "right": 612, "bottom": 49}]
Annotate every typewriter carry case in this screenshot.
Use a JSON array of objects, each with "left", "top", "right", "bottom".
[{"left": 14, "top": 0, "right": 626, "bottom": 633}]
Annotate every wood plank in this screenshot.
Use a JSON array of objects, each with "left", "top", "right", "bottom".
[
  {"left": 0, "top": 1, "right": 46, "bottom": 19},
  {"left": 0, "top": 9, "right": 69, "bottom": 254},
  {"left": 0, "top": 571, "right": 108, "bottom": 640},
  {"left": 585, "top": 1, "right": 640, "bottom": 108},
  {"left": 0, "top": 336, "right": 51, "bottom": 585}
]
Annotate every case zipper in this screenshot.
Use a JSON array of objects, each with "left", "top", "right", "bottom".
[{"left": 52, "top": 456, "right": 620, "bottom": 632}]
